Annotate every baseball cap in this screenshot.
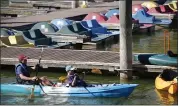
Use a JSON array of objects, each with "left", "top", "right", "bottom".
[
  {"left": 65, "top": 65, "right": 76, "bottom": 72},
  {"left": 18, "top": 54, "right": 28, "bottom": 61}
]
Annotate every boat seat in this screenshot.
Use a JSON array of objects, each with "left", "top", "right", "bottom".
[
  {"left": 57, "top": 22, "right": 95, "bottom": 38},
  {"left": 81, "top": 20, "right": 111, "bottom": 36},
  {"left": 51, "top": 19, "right": 74, "bottom": 30},
  {"left": 105, "top": 9, "right": 119, "bottom": 19},
  {"left": 132, "top": 9, "right": 155, "bottom": 23},
  {"left": 21, "top": 29, "right": 56, "bottom": 46},
  {"left": 31, "top": 22, "right": 58, "bottom": 33},
  {"left": 132, "top": 9, "right": 172, "bottom": 25},
  {"left": 80, "top": 20, "right": 103, "bottom": 29}
]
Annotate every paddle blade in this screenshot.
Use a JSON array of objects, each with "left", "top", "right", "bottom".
[
  {"left": 91, "top": 68, "right": 102, "bottom": 74},
  {"left": 28, "top": 87, "right": 35, "bottom": 99}
]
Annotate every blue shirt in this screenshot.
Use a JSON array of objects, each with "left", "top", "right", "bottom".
[
  {"left": 66, "top": 75, "right": 87, "bottom": 87},
  {"left": 66, "top": 75, "right": 75, "bottom": 84},
  {"left": 15, "top": 63, "right": 30, "bottom": 77}
]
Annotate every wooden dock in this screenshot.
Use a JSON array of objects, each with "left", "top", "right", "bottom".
[
  {"left": 1, "top": 7, "right": 53, "bottom": 17},
  {"left": 1, "top": 47, "right": 177, "bottom": 72},
  {"left": 1, "top": 1, "right": 146, "bottom": 27},
  {"left": 1, "top": 1, "right": 176, "bottom": 28},
  {"left": 9, "top": 0, "right": 74, "bottom": 9}
]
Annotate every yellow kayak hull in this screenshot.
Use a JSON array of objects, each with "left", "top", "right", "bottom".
[{"left": 155, "top": 76, "right": 178, "bottom": 95}]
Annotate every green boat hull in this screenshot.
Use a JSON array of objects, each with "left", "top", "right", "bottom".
[{"left": 149, "top": 54, "right": 178, "bottom": 66}]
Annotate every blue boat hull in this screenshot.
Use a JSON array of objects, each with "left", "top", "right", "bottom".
[{"left": 1, "top": 84, "right": 138, "bottom": 98}]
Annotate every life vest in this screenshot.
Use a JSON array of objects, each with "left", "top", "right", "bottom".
[
  {"left": 67, "top": 75, "right": 87, "bottom": 87},
  {"left": 15, "top": 63, "right": 30, "bottom": 84}
]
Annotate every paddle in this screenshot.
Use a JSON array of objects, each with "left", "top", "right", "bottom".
[
  {"left": 29, "top": 47, "right": 46, "bottom": 98},
  {"left": 81, "top": 71, "right": 96, "bottom": 97}
]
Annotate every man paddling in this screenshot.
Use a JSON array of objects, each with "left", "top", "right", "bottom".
[
  {"left": 65, "top": 65, "right": 87, "bottom": 87},
  {"left": 15, "top": 54, "right": 54, "bottom": 86}
]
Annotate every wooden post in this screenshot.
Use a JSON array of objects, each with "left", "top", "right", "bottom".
[
  {"left": 167, "top": 31, "right": 170, "bottom": 51},
  {"left": 164, "top": 31, "right": 166, "bottom": 54},
  {"left": 119, "top": 0, "right": 133, "bottom": 80},
  {"left": 72, "top": 0, "right": 79, "bottom": 8},
  {"left": 164, "top": 30, "right": 170, "bottom": 54}
]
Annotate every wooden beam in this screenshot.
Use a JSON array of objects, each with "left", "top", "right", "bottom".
[{"left": 1, "top": 58, "right": 177, "bottom": 72}]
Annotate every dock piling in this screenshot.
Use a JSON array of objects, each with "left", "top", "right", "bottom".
[
  {"left": 119, "top": 0, "right": 133, "bottom": 80},
  {"left": 72, "top": 0, "right": 79, "bottom": 8}
]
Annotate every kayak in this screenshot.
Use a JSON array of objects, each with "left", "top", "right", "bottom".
[
  {"left": 1, "top": 83, "right": 138, "bottom": 97},
  {"left": 155, "top": 76, "right": 177, "bottom": 94},
  {"left": 149, "top": 54, "right": 178, "bottom": 66},
  {"left": 155, "top": 69, "right": 178, "bottom": 95}
]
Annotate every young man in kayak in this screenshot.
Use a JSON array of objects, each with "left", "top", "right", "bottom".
[
  {"left": 65, "top": 65, "right": 87, "bottom": 87},
  {"left": 15, "top": 54, "right": 54, "bottom": 86}
]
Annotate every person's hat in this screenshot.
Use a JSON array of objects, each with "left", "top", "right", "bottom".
[
  {"left": 65, "top": 65, "right": 76, "bottom": 72},
  {"left": 18, "top": 54, "right": 28, "bottom": 61}
]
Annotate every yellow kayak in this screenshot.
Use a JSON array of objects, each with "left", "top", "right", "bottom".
[{"left": 155, "top": 69, "right": 178, "bottom": 95}]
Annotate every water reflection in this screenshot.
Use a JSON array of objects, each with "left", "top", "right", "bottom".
[
  {"left": 1, "top": 86, "right": 177, "bottom": 105},
  {"left": 109, "top": 29, "right": 178, "bottom": 53},
  {"left": 66, "top": 97, "right": 126, "bottom": 105},
  {"left": 0, "top": 93, "right": 127, "bottom": 105},
  {"left": 155, "top": 89, "right": 178, "bottom": 105}
]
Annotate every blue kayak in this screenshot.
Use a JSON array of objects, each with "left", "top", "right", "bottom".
[{"left": 1, "top": 83, "right": 138, "bottom": 98}]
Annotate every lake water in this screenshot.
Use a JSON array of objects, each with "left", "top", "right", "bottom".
[{"left": 1, "top": 68, "right": 178, "bottom": 105}]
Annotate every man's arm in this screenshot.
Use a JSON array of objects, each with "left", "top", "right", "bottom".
[{"left": 19, "top": 74, "right": 37, "bottom": 81}]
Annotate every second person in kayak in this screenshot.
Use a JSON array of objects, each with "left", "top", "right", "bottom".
[{"left": 65, "top": 65, "right": 87, "bottom": 87}]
